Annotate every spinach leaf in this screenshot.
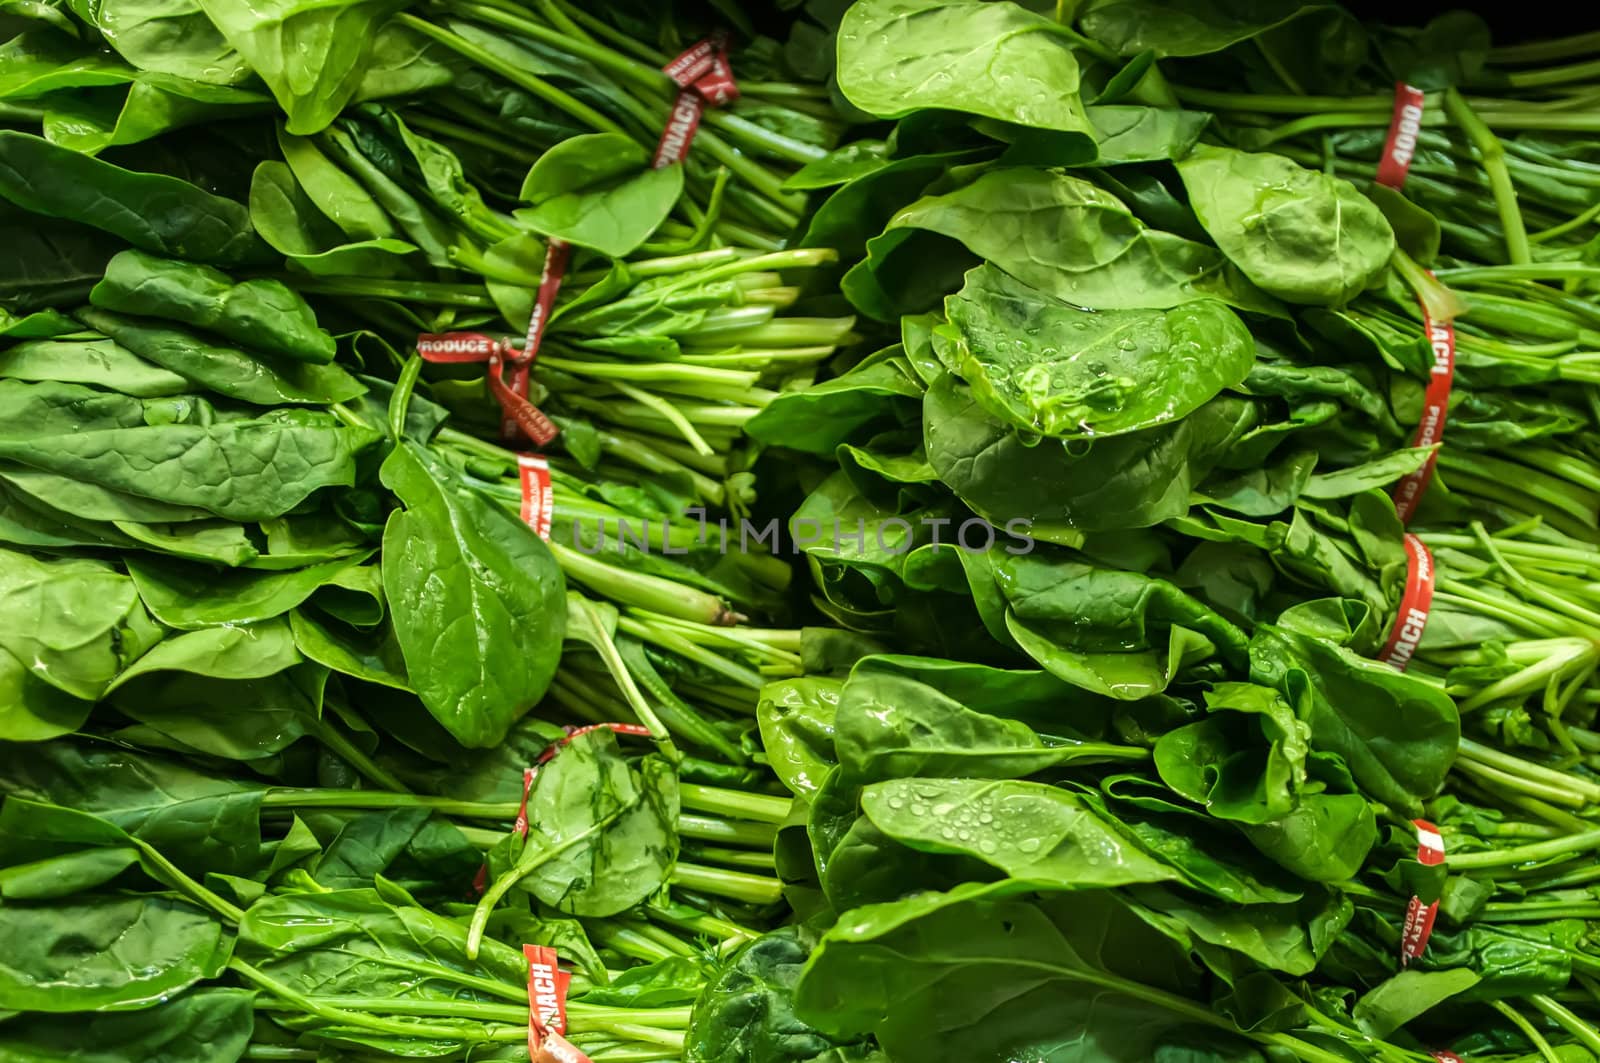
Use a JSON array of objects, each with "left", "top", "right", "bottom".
[
  {"left": 78, "top": 308, "right": 363, "bottom": 406},
  {"left": 1250, "top": 623, "right": 1458, "bottom": 816},
  {"left": 238, "top": 884, "right": 527, "bottom": 1013},
  {"left": 862, "top": 778, "right": 1181, "bottom": 889},
  {"left": 745, "top": 347, "right": 922, "bottom": 455},
  {"left": 1079, "top": 0, "right": 1336, "bottom": 57},
  {"left": 0, "top": 547, "right": 163, "bottom": 702},
  {"left": 127, "top": 553, "right": 373, "bottom": 629},
  {"left": 483, "top": 728, "right": 678, "bottom": 917},
  {"left": 90, "top": 249, "right": 335, "bottom": 364},
  {"left": 0, "top": 893, "right": 227, "bottom": 1011},
  {"left": 0, "top": 412, "right": 372, "bottom": 521},
  {"left": 1176, "top": 145, "right": 1396, "bottom": 307},
  {"left": 837, "top": 0, "right": 1094, "bottom": 140},
  {"left": 380, "top": 441, "right": 565, "bottom": 747},
  {"left": 1153, "top": 681, "right": 1309, "bottom": 824},
  {"left": 834, "top": 669, "right": 1132, "bottom": 783},
  {"left": 248, "top": 159, "right": 419, "bottom": 278},
  {"left": 517, "top": 132, "right": 684, "bottom": 258},
  {"left": 1086, "top": 104, "right": 1210, "bottom": 164},
  {"left": 945, "top": 263, "right": 1253, "bottom": 438},
  {"left": 877, "top": 167, "right": 1281, "bottom": 313},
  {"left": 784, "top": 140, "right": 890, "bottom": 191},
  {"left": 796, "top": 881, "right": 1260, "bottom": 1060},
  {"left": 0, "top": 739, "right": 265, "bottom": 877},
  {"left": 0, "top": 337, "right": 188, "bottom": 397},
  {"left": 688, "top": 926, "right": 870, "bottom": 1063},
  {"left": 195, "top": 0, "right": 404, "bottom": 134},
  {"left": 65, "top": 0, "right": 249, "bottom": 84},
  {"left": 1353, "top": 969, "right": 1480, "bottom": 1039},
  {"left": 0, "top": 131, "right": 270, "bottom": 266},
  {"left": 757, "top": 676, "right": 842, "bottom": 799},
  {"left": 0, "top": 989, "right": 254, "bottom": 1063},
  {"left": 926, "top": 374, "right": 1254, "bottom": 535}
]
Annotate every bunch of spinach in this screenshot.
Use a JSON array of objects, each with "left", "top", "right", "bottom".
[{"left": 717, "top": 3, "right": 1600, "bottom": 1062}]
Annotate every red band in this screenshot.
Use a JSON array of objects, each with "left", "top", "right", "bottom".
[
  {"left": 1402, "top": 819, "right": 1446, "bottom": 965},
  {"left": 487, "top": 354, "right": 560, "bottom": 446},
  {"left": 654, "top": 90, "right": 707, "bottom": 168},
  {"left": 1392, "top": 284, "right": 1455, "bottom": 525},
  {"left": 518, "top": 454, "right": 554, "bottom": 539},
  {"left": 1431, "top": 1053, "right": 1464, "bottom": 1062},
  {"left": 520, "top": 239, "right": 571, "bottom": 370},
  {"left": 537, "top": 722, "right": 653, "bottom": 765},
  {"left": 417, "top": 332, "right": 500, "bottom": 362},
  {"left": 525, "top": 944, "right": 572, "bottom": 1044},
  {"left": 653, "top": 33, "right": 738, "bottom": 168},
  {"left": 1377, "top": 83, "right": 1425, "bottom": 189},
  {"left": 1414, "top": 818, "right": 1446, "bottom": 866},
  {"left": 1377, "top": 534, "right": 1434, "bottom": 672},
  {"left": 663, "top": 33, "right": 725, "bottom": 88}
]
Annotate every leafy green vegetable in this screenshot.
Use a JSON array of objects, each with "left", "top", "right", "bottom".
[{"left": 380, "top": 441, "right": 565, "bottom": 747}]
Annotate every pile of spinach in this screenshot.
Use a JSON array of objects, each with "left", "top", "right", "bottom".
[
  {"left": 0, "top": 3, "right": 863, "bottom": 1060},
  {"left": 0, "top": 730, "right": 797, "bottom": 1060},
  {"left": 720, "top": 2, "right": 1600, "bottom": 1062}
]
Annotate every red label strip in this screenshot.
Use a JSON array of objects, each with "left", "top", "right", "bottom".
[
  {"left": 1377, "top": 533, "right": 1435, "bottom": 672},
  {"left": 414, "top": 333, "right": 560, "bottom": 447},
  {"left": 1377, "top": 83, "right": 1425, "bottom": 189},
  {"left": 526, "top": 945, "right": 591, "bottom": 1063},
  {"left": 1431, "top": 1053, "right": 1464, "bottom": 1062},
  {"left": 653, "top": 33, "right": 739, "bottom": 168},
  {"left": 537, "top": 722, "right": 653, "bottom": 765},
  {"left": 487, "top": 352, "right": 560, "bottom": 447},
  {"left": 504, "top": 240, "right": 573, "bottom": 442},
  {"left": 1401, "top": 818, "right": 1446, "bottom": 965},
  {"left": 525, "top": 944, "right": 571, "bottom": 1038},
  {"left": 417, "top": 331, "right": 499, "bottom": 362},
  {"left": 1392, "top": 286, "right": 1456, "bottom": 525},
  {"left": 518, "top": 454, "right": 554, "bottom": 540}
]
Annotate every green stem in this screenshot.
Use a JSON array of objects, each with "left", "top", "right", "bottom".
[
  {"left": 395, "top": 13, "right": 626, "bottom": 137},
  {"left": 1527, "top": 995, "right": 1600, "bottom": 1055},
  {"left": 1491, "top": 31, "right": 1600, "bottom": 65},
  {"left": 1445, "top": 87, "right": 1532, "bottom": 264},
  {"left": 232, "top": 959, "right": 517, "bottom": 1043},
  {"left": 550, "top": 539, "right": 738, "bottom": 625},
  {"left": 311, "top": 720, "right": 410, "bottom": 794},
  {"left": 1447, "top": 828, "right": 1600, "bottom": 870},
  {"left": 677, "top": 813, "right": 778, "bottom": 848},
  {"left": 678, "top": 783, "right": 791, "bottom": 823},
  {"left": 671, "top": 861, "right": 784, "bottom": 905},
  {"left": 1506, "top": 57, "right": 1600, "bottom": 89},
  {"left": 1459, "top": 738, "right": 1600, "bottom": 801},
  {"left": 131, "top": 838, "right": 245, "bottom": 924}
]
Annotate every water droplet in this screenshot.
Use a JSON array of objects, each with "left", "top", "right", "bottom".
[
  {"left": 957, "top": 829, "right": 972, "bottom": 842},
  {"left": 978, "top": 838, "right": 998, "bottom": 854},
  {"left": 1116, "top": 338, "right": 1137, "bottom": 351},
  {"left": 940, "top": 826, "right": 956, "bottom": 840},
  {"left": 910, "top": 803, "right": 927, "bottom": 817},
  {"left": 1017, "top": 838, "right": 1042, "bottom": 854},
  {"left": 978, "top": 812, "right": 994, "bottom": 825},
  {"left": 933, "top": 802, "right": 954, "bottom": 816},
  {"left": 886, "top": 795, "right": 905, "bottom": 810}
]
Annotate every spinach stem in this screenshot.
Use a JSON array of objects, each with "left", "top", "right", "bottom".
[
  {"left": 671, "top": 860, "right": 784, "bottom": 905},
  {"left": 1444, "top": 88, "right": 1532, "bottom": 264},
  {"left": 1448, "top": 829, "right": 1600, "bottom": 870},
  {"left": 1527, "top": 995, "right": 1600, "bottom": 1054},
  {"left": 678, "top": 782, "right": 791, "bottom": 823},
  {"left": 395, "top": 13, "right": 626, "bottom": 137}
]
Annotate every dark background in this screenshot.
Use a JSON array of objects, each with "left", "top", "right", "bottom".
[{"left": 1338, "top": 0, "right": 1594, "bottom": 40}]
